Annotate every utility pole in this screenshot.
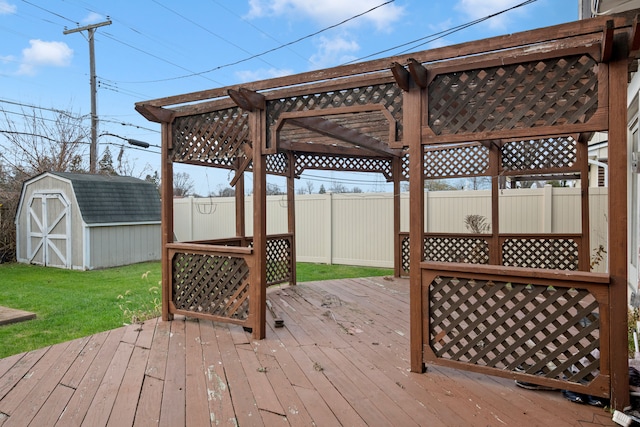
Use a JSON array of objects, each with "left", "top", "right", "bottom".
[{"left": 64, "top": 19, "right": 112, "bottom": 173}]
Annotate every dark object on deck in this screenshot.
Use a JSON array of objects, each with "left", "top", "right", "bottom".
[{"left": 266, "top": 299, "right": 284, "bottom": 328}]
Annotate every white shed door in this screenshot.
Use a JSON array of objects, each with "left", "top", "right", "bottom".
[{"left": 27, "top": 193, "right": 71, "bottom": 268}]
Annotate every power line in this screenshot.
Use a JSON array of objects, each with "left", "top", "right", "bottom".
[
  {"left": 346, "top": 0, "right": 538, "bottom": 63},
  {"left": 150, "top": 0, "right": 277, "bottom": 69},
  {"left": 20, "top": 0, "right": 79, "bottom": 25},
  {"left": 100, "top": 32, "right": 223, "bottom": 85},
  {"left": 0, "top": 98, "right": 88, "bottom": 120},
  {"left": 119, "top": 0, "right": 396, "bottom": 84}
]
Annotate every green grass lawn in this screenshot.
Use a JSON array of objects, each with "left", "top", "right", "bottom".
[{"left": 0, "top": 262, "right": 392, "bottom": 358}]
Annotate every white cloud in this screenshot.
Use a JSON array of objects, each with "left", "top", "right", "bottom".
[
  {"left": 309, "top": 35, "right": 359, "bottom": 69},
  {"left": 18, "top": 39, "right": 73, "bottom": 75},
  {"left": 82, "top": 12, "right": 105, "bottom": 25},
  {"left": 235, "top": 67, "right": 294, "bottom": 82},
  {"left": 455, "top": 0, "right": 527, "bottom": 29},
  {"left": 0, "top": 0, "right": 16, "bottom": 14},
  {"left": 247, "top": 0, "right": 403, "bottom": 31}
]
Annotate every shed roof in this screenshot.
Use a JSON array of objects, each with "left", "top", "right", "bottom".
[{"left": 48, "top": 172, "right": 160, "bottom": 224}]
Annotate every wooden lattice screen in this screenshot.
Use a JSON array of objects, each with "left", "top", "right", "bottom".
[
  {"left": 423, "top": 264, "right": 609, "bottom": 397},
  {"left": 427, "top": 54, "right": 599, "bottom": 138},
  {"left": 170, "top": 249, "right": 251, "bottom": 324}
]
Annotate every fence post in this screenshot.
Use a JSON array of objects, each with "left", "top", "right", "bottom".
[
  {"left": 325, "top": 192, "right": 333, "bottom": 264},
  {"left": 543, "top": 184, "right": 552, "bottom": 233}
]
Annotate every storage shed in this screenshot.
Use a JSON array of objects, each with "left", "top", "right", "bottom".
[{"left": 15, "top": 172, "right": 161, "bottom": 270}]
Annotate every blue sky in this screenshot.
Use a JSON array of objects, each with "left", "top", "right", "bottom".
[{"left": 0, "top": 0, "right": 579, "bottom": 195}]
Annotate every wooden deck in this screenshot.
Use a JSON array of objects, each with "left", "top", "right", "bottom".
[{"left": 0, "top": 277, "right": 614, "bottom": 426}]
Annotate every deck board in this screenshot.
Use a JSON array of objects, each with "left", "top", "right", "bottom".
[{"left": 0, "top": 277, "right": 615, "bottom": 426}]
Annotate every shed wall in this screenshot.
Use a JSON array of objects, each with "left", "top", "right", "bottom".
[{"left": 87, "top": 224, "right": 161, "bottom": 269}]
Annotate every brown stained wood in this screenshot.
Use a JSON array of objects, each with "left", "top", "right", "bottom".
[
  {"left": 2, "top": 337, "right": 85, "bottom": 427},
  {"left": 0, "top": 341, "right": 72, "bottom": 416},
  {"left": 0, "top": 278, "right": 615, "bottom": 427},
  {"left": 161, "top": 122, "right": 174, "bottom": 322},
  {"left": 287, "top": 116, "right": 401, "bottom": 157},
  {"left": 608, "top": 33, "right": 631, "bottom": 411},
  {"left": 138, "top": 14, "right": 634, "bottom": 109},
  {"left": 0, "top": 347, "right": 48, "bottom": 401},
  {"left": 602, "top": 20, "right": 615, "bottom": 62},
  {"left": 320, "top": 345, "right": 420, "bottom": 426},
  {"left": 408, "top": 58, "right": 428, "bottom": 88},
  {"left": 0, "top": 354, "right": 24, "bottom": 382},
  {"left": 28, "top": 384, "right": 74, "bottom": 427},
  {"left": 293, "top": 386, "right": 341, "bottom": 426},
  {"left": 184, "top": 319, "right": 210, "bottom": 427},
  {"left": 144, "top": 319, "right": 170, "bottom": 381},
  {"left": 391, "top": 62, "right": 410, "bottom": 91},
  {"left": 236, "top": 347, "right": 285, "bottom": 416},
  {"left": 106, "top": 346, "right": 150, "bottom": 427},
  {"left": 133, "top": 376, "right": 163, "bottom": 427},
  {"left": 158, "top": 319, "right": 186, "bottom": 427},
  {"left": 55, "top": 328, "right": 126, "bottom": 427},
  {"left": 216, "top": 324, "right": 263, "bottom": 426},
  {"left": 120, "top": 322, "right": 143, "bottom": 345},
  {"left": 286, "top": 346, "right": 368, "bottom": 427},
  {"left": 61, "top": 331, "right": 110, "bottom": 389},
  {"left": 250, "top": 106, "right": 268, "bottom": 340},
  {"left": 198, "top": 320, "right": 236, "bottom": 426},
  {"left": 407, "top": 83, "right": 425, "bottom": 373},
  {"left": 81, "top": 342, "right": 135, "bottom": 427},
  {"left": 135, "top": 318, "right": 158, "bottom": 350},
  {"left": 254, "top": 352, "right": 313, "bottom": 427}
]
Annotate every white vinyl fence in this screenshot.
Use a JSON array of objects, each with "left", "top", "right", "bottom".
[{"left": 173, "top": 186, "right": 608, "bottom": 271}]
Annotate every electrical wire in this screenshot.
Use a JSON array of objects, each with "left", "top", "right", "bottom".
[
  {"left": 150, "top": 0, "right": 277, "bottom": 69},
  {"left": 120, "top": 0, "right": 396, "bottom": 84},
  {"left": 345, "top": 0, "right": 538, "bottom": 63}
]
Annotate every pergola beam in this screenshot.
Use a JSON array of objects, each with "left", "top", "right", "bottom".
[
  {"left": 279, "top": 139, "right": 385, "bottom": 158},
  {"left": 287, "top": 116, "right": 402, "bottom": 158}
]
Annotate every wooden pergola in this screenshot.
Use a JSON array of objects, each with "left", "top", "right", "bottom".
[{"left": 136, "top": 12, "right": 640, "bottom": 410}]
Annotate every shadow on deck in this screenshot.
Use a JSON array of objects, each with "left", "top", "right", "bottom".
[{"left": 0, "top": 277, "right": 613, "bottom": 426}]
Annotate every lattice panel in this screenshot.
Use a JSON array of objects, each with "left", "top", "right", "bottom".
[
  {"left": 503, "top": 238, "right": 579, "bottom": 270},
  {"left": 424, "top": 237, "right": 490, "bottom": 264},
  {"left": 402, "top": 153, "right": 410, "bottom": 181},
  {"left": 267, "top": 83, "right": 404, "bottom": 144},
  {"left": 172, "top": 252, "right": 250, "bottom": 320},
  {"left": 266, "top": 237, "right": 293, "bottom": 285},
  {"left": 172, "top": 108, "right": 249, "bottom": 164},
  {"left": 502, "top": 136, "right": 577, "bottom": 172},
  {"left": 401, "top": 236, "right": 410, "bottom": 274},
  {"left": 266, "top": 153, "right": 288, "bottom": 175},
  {"left": 428, "top": 276, "right": 601, "bottom": 385},
  {"left": 424, "top": 143, "right": 489, "bottom": 178},
  {"left": 294, "top": 153, "right": 392, "bottom": 179},
  {"left": 428, "top": 54, "right": 598, "bottom": 136}
]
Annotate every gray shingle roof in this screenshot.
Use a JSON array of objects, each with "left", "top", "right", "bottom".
[{"left": 50, "top": 172, "right": 161, "bottom": 224}]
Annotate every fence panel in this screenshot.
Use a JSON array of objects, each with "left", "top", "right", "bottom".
[{"left": 173, "top": 188, "right": 608, "bottom": 270}]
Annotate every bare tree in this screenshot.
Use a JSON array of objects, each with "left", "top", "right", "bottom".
[
  {"left": 0, "top": 106, "right": 89, "bottom": 262},
  {"left": 305, "top": 180, "right": 315, "bottom": 194},
  {"left": 0, "top": 106, "right": 88, "bottom": 176},
  {"left": 173, "top": 171, "right": 195, "bottom": 197}
]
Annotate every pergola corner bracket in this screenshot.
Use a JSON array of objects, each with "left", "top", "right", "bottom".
[
  {"left": 391, "top": 62, "right": 411, "bottom": 91},
  {"left": 408, "top": 59, "right": 428, "bottom": 89},
  {"left": 601, "top": 19, "right": 615, "bottom": 62},
  {"left": 228, "top": 88, "right": 265, "bottom": 111}
]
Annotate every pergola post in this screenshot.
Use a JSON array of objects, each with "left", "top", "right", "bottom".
[
  {"left": 250, "top": 108, "right": 267, "bottom": 339},
  {"left": 160, "top": 121, "right": 174, "bottom": 321},
  {"left": 393, "top": 156, "right": 402, "bottom": 277},
  {"left": 608, "top": 32, "right": 630, "bottom": 411},
  {"left": 234, "top": 158, "right": 246, "bottom": 243},
  {"left": 407, "top": 81, "right": 426, "bottom": 373},
  {"left": 287, "top": 151, "right": 297, "bottom": 286}
]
